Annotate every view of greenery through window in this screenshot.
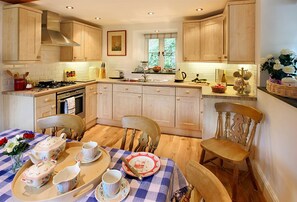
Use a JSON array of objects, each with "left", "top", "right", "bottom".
[{"left": 148, "top": 38, "right": 176, "bottom": 69}]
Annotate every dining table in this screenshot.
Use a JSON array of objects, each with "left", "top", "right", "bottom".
[{"left": 0, "top": 129, "right": 188, "bottom": 202}]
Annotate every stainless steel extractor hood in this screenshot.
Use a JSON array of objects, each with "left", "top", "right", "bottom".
[{"left": 42, "top": 11, "right": 79, "bottom": 46}]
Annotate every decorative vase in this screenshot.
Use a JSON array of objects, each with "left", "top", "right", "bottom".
[{"left": 10, "top": 153, "right": 24, "bottom": 173}]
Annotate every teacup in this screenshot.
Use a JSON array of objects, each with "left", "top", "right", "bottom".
[
  {"left": 82, "top": 141, "right": 98, "bottom": 160},
  {"left": 102, "top": 169, "right": 122, "bottom": 197}
]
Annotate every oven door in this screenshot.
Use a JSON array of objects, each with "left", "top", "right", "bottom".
[{"left": 57, "top": 88, "right": 85, "bottom": 118}]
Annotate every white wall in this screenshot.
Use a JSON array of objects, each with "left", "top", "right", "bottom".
[{"left": 255, "top": 0, "right": 297, "bottom": 201}]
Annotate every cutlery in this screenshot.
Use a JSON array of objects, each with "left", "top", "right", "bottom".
[{"left": 121, "top": 157, "right": 143, "bottom": 181}]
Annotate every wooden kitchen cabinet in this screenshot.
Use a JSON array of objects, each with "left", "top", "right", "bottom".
[
  {"left": 200, "top": 15, "right": 223, "bottom": 62},
  {"left": 175, "top": 88, "right": 201, "bottom": 131},
  {"left": 113, "top": 84, "right": 142, "bottom": 121},
  {"left": 60, "top": 21, "right": 102, "bottom": 61},
  {"left": 97, "top": 83, "right": 113, "bottom": 121},
  {"left": 224, "top": 0, "right": 255, "bottom": 64},
  {"left": 3, "top": 4, "right": 42, "bottom": 63},
  {"left": 142, "top": 86, "right": 175, "bottom": 128},
  {"left": 85, "top": 84, "right": 98, "bottom": 129},
  {"left": 183, "top": 21, "right": 201, "bottom": 61}
]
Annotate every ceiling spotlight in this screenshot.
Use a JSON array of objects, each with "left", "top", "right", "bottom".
[
  {"left": 95, "top": 17, "right": 101, "bottom": 20},
  {"left": 196, "top": 8, "right": 203, "bottom": 12},
  {"left": 148, "top": 12, "right": 154, "bottom": 15},
  {"left": 66, "top": 6, "right": 74, "bottom": 9}
]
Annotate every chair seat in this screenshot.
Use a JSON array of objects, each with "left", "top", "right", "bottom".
[{"left": 200, "top": 138, "right": 249, "bottom": 163}]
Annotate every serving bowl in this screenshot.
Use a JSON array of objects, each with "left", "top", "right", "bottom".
[{"left": 211, "top": 85, "right": 226, "bottom": 93}]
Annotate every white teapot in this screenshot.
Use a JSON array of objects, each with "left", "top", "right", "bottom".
[{"left": 30, "top": 133, "right": 67, "bottom": 162}]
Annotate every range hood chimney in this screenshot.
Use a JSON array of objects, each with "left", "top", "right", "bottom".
[{"left": 42, "top": 11, "right": 79, "bottom": 46}]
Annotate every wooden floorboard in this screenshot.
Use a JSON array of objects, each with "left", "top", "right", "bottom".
[{"left": 82, "top": 124, "right": 266, "bottom": 202}]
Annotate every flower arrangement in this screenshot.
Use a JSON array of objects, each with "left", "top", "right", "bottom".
[
  {"left": 261, "top": 49, "right": 297, "bottom": 84},
  {"left": 0, "top": 131, "right": 35, "bottom": 156}
]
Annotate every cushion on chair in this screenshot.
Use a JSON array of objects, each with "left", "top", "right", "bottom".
[{"left": 200, "top": 138, "right": 249, "bottom": 163}]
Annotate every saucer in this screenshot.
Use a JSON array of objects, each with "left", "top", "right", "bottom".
[
  {"left": 95, "top": 178, "right": 130, "bottom": 202},
  {"left": 75, "top": 149, "right": 102, "bottom": 164}
]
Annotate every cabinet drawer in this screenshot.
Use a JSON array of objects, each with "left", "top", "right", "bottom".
[
  {"left": 35, "top": 94, "right": 56, "bottom": 108},
  {"left": 98, "top": 83, "right": 112, "bottom": 92},
  {"left": 176, "top": 88, "right": 200, "bottom": 97},
  {"left": 143, "top": 86, "right": 175, "bottom": 96},
  {"left": 86, "top": 84, "right": 97, "bottom": 93},
  {"left": 113, "top": 84, "right": 142, "bottom": 93}
]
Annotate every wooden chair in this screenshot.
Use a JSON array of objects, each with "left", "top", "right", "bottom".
[
  {"left": 37, "top": 114, "right": 86, "bottom": 141},
  {"left": 121, "top": 115, "right": 161, "bottom": 153},
  {"left": 182, "top": 160, "right": 231, "bottom": 202},
  {"left": 199, "top": 102, "right": 263, "bottom": 201}
]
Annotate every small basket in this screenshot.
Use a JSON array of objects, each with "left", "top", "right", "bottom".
[
  {"left": 211, "top": 86, "right": 226, "bottom": 93},
  {"left": 266, "top": 80, "right": 297, "bottom": 99}
]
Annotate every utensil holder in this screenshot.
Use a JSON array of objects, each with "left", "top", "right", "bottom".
[{"left": 14, "top": 79, "right": 27, "bottom": 91}]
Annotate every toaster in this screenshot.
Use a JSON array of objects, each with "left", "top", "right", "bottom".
[{"left": 109, "top": 70, "right": 124, "bottom": 79}]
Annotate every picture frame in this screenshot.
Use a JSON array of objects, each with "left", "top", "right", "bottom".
[{"left": 107, "top": 30, "right": 127, "bottom": 56}]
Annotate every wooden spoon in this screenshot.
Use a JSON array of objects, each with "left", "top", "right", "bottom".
[
  {"left": 23, "top": 72, "right": 29, "bottom": 79},
  {"left": 6, "top": 70, "right": 14, "bottom": 78}
]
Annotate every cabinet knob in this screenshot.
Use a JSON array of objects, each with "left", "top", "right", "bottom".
[
  {"left": 176, "top": 98, "right": 180, "bottom": 101},
  {"left": 156, "top": 89, "right": 160, "bottom": 92},
  {"left": 138, "top": 95, "right": 141, "bottom": 98},
  {"left": 224, "top": 55, "right": 228, "bottom": 59},
  {"left": 186, "top": 91, "right": 190, "bottom": 94},
  {"left": 125, "top": 88, "right": 129, "bottom": 91},
  {"left": 51, "top": 105, "right": 56, "bottom": 109},
  {"left": 44, "top": 98, "right": 49, "bottom": 102},
  {"left": 36, "top": 56, "right": 41, "bottom": 59},
  {"left": 73, "top": 57, "right": 76, "bottom": 60},
  {"left": 85, "top": 57, "right": 88, "bottom": 60},
  {"left": 103, "top": 86, "right": 107, "bottom": 89},
  {"left": 99, "top": 92, "right": 103, "bottom": 94},
  {"left": 93, "top": 92, "right": 97, "bottom": 95}
]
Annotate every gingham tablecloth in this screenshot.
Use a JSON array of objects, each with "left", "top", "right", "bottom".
[{"left": 0, "top": 129, "right": 188, "bottom": 202}]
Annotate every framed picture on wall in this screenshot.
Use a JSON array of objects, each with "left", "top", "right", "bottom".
[{"left": 107, "top": 30, "right": 127, "bottom": 56}]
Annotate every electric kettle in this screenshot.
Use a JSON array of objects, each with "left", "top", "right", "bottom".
[{"left": 175, "top": 69, "right": 187, "bottom": 82}]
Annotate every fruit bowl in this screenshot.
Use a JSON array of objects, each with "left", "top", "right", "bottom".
[
  {"left": 211, "top": 85, "right": 226, "bottom": 93},
  {"left": 153, "top": 66, "right": 161, "bottom": 73}
]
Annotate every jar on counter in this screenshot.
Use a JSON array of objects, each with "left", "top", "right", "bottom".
[{"left": 14, "top": 79, "right": 27, "bottom": 91}]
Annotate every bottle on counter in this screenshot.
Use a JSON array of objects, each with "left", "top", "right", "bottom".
[{"left": 221, "top": 71, "right": 227, "bottom": 87}]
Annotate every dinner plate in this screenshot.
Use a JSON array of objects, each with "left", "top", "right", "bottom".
[
  {"left": 75, "top": 148, "right": 102, "bottom": 164},
  {"left": 122, "top": 152, "right": 161, "bottom": 178},
  {"left": 95, "top": 178, "right": 130, "bottom": 202}
]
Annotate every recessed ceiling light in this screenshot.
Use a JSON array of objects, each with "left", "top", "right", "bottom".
[
  {"left": 196, "top": 8, "right": 203, "bottom": 12},
  {"left": 148, "top": 12, "right": 154, "bottom": 15},
  {"left": 95, "top": 17, "right": 101, "bottom": 20},
  {"left": 155, "top": 30, "right": 159, "bottom": 33},
  {"left": 66, "top": 6, "right": 74, "bottom": 9}
]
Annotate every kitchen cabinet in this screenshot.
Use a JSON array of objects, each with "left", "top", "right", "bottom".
[
  {"left": 60, "top": 21, "right": 102, "bottom": 61},
  {"left": 35, "top": 93, "right": 56, "bottom": 133},
  {"left": 200, "top": 15, "right": 223, "bottom": 62},
  {"left": 113, "top": 84, "right": 142, "bottom": 121},
  {"left": 97, "top": 83, "right": 113, "bottom": 121},
  {"left": 2, "top": 4, "right": 42, "bottom": 63},
  {"left": 183, "top": 21, "right": 200, "bottom": 61},
  {"left": 175, "top": 88, "right": 201, "bottom": 131},
  {"left": 142, "top": 86, "right": 175, "bottom": 128},
  {"left": 224, "top": 0, "right": 255, "bottom": 64},
  {"left": 85, "top": 84, "right": 98, "bottom": 129}
]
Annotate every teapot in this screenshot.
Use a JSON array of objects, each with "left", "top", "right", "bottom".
[{"left": 175, "top": 69, "right": 187, "bottom": 82}]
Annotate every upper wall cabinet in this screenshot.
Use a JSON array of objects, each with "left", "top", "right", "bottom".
[
  {"left": 200, "top": 15, "right": 223, "bottom": 62},
  {"left": 183, "top": 21, "right": 201, "bottom": 61},
  {"left": 224, "top": 0, "right": 256, "bottom": 64},
  {"left": 2, "top": 5, "right": 42, "bottom": 64},
  {"left": 60, "top": 21, "right": 102, "bottom": 62}
]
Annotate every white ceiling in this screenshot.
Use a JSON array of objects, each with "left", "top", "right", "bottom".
[{"left": 26, "top": 0, "right": 227, "bottom": 26}]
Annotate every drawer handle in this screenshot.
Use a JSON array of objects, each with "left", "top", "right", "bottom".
[
  {"left": 186, "top": 91, "right": 190, "bottom": 94},
  {"left": 99, "top": 92, "right": 103, "bottom": 95},
  {"left": 125, "top": 88, "right": 129, "bottom": 91},
  {"left": 156, "top": 89, "right": 160, "bottom": 92},
  {"left": 90, "top": 87, "right": 94, "bottom": 90},
  {"left": 93, "top": 92, "right": 97, "bottom": 95},
  {"left": 138, "top": 95, "right": 141, "bottom": 98},
  {"left": 103, "top": 86, "right": 107, "bottom": 89},
  {"left": 176, "top": 98, "right": 180, "bottom": 101},
  {"left": 51, "top": 105, "right": 56, "bottom": 109}
]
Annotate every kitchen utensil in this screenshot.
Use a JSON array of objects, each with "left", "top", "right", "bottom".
[
  {"left": 175, "top": 69, "right": 187, "bottom": 82},
  {"left": 23, "top": 72, "right": 29, "bottom": 79},
  {"left": 6, "top": 70, "right": 14, "bottom": 78},
  {"left": 122, "top": 152, "right": 161, "bottom": 178},
  {"left": 121, "top": 157, "right": 143, "bottom": 180},
  {"left": 53, "top": 162, "right": 80, "bottom": 194}
]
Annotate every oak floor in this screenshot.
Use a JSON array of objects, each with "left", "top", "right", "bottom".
[{"left": 82, "top": 124, "right": 266, "bottom": 202}]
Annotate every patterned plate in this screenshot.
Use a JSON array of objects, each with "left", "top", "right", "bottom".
[{"left": 122, "top": 152, "right": 161, "bottom": 178}]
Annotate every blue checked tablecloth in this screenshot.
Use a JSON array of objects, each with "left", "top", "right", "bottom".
[{"left": 0, "top": 129, "right": 188, "bottom": 202}]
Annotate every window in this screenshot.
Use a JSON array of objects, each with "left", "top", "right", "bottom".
[{"left": 145, "top": 33, "right": 177, "bottom": 69}]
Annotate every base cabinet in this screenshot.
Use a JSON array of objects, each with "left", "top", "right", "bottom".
[
  {"left": 97, "top": 84, "right": 113, "bottom": 121},
  {"left": 86, "top": 84, "right": 98, "bottom": 129}
]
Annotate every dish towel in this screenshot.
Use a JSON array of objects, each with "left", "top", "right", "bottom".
[{"left": 64, "top": 97, "right": 75, "bottom": 115}]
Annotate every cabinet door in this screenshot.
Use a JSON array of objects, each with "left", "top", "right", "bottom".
[
  {"left": 113, "top": 92, "right": 142, "bottom": 121},
  {"left": 176, "top": 96, "right": 200, "bottom": 130},
  {"left": 143, "top": 94, "right": 175, "bottom": 127},
  {"left": 183, "top": 22, "right": 200, "bottom": 61},
  {"left": 98, "top": 91, "right": 112, "bottom": 120},
  {"left": 200, "top": 17, "right": 223, "bottom": 61},
  {"left": 86, "top": 84, "right": 98, "bottom": 124},
  {"left": 228, "top": 2, "right": 255, "bottom": 63},
  {"left": 84, "top": 26, "right": 102, "bottom": 61},
  {"left": 72, "top": 23, "right": 85, "bottom": 61}
]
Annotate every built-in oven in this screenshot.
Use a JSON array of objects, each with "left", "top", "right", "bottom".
[{"left": 56, "top": 87, "right": 85, "bottom": 118}]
